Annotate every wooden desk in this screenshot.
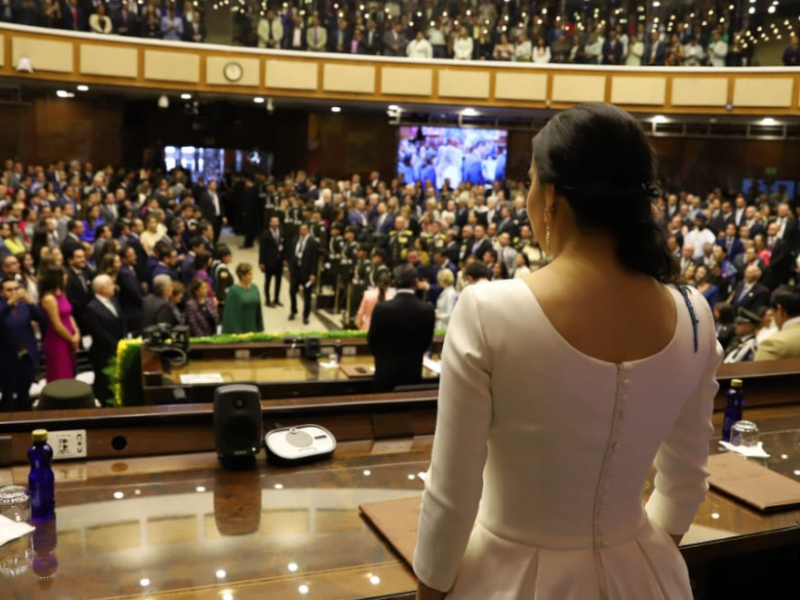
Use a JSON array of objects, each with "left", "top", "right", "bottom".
[{"left": 2, "top": 415, "right": 800, "bottom": 600}]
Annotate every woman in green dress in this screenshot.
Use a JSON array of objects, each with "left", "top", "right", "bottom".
[{"left": 221, "top": 262, "right": 264, "bottom": 334}]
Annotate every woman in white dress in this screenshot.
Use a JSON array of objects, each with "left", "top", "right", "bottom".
[
  {"left": 415, "top": 103, "right": 722, "bottom": 600},
  {"left": 434, "top": 269, "right": 458, "bottom": 330},
  {"left": 512, "top": 252, "right": 531, "bottom": 279}
]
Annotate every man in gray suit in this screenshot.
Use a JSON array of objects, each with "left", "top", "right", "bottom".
[
  {"left": 496, "top": 233, "right": 518, "bottom": 277},
  {"left": 383, "top": 23, "right": 406, "bottom": 56},
  {"left": 141, "top": 274, "right": 177, "bottom": 329}
]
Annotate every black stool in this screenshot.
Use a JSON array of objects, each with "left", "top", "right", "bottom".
[{"left": 36, "top": 380, "right": 96, "bottom": 411}]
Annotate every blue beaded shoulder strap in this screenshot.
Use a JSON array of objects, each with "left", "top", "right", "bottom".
[{"left": 677, "top": 285, "right": 699, "bottom": 353}]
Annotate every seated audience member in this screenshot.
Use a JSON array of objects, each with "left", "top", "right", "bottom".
[
  {"left": 723, "top": 308, "right": 760, "bottom": 363},
  {"left": 492, "top": 260, "right": 509, "bottom": 281},
  {"left": 693, "top": 264, "right": 718, "bottom": 308},
  {"left": 169, "top": 281, "right": 185, "bottom": 324},
  {"left": 0, "top": 277, "right": 45, "bottom": 412},
  {"left": 356, "top": 271, "right": 395, "bottom": 331},
  {"left": 142, "top": 274, "right": 178, "bottom": 328},
  {"left": 755, "top": 287, "right": 800, "bottom": 360},
  {"left": 434, "top": 268, "right": 458, "bottom": 331},
  {"left": 514, "top": 252, "right": 532, "bottom": 278},
  {"left": 756, "top": 306, "right": 779, "bottom": 345},
  {"left": 492, "top": 34, "right": 514, "bottom": 61},
  {"left": 84, "top": 275, "right": 125, "bottom": 403},
  {"left": 728, "top": 265, "right": 768, "bottom": 312},
  {"left": 222, "top": 262, "right": 264, "bottom": 334},
  {"left": 714, "top": 302, "right": 736, "bottom": 351},
  {"left": 185, "top": 277, "right": 219, "bottom": 337},
  {"left": 368, "top": 264, "right": 435, "bottom": 392}
]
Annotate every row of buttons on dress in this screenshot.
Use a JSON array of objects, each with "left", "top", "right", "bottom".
[{"left": 594, "top": 365, "right": 632, "bottom": 548}]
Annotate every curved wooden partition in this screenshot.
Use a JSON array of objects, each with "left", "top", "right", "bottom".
[{"left": 1, "top": 22, "right": 799, "bottom": 116}]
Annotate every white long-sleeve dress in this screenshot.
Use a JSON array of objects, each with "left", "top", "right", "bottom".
[{"left": 414, "top": 279, "right": 721, "bottom": 599}]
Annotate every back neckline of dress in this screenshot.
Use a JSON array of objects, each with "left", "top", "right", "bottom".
[{"left": 514, "top": 278, "right": 683, "bottom": 369}]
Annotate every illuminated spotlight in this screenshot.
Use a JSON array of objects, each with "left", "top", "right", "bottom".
[
  {"left": 181, "top": 93, "right": 192, "bottom": 100},
  {"left": 387, "top": 105, "right": 399, "bottom": 111},
  {"left": 76, "top": 85, "right": 89, "bottom": 92},
  {"left": 56, "top": 90, "right": 71, "bottom": 98},
  {"left": 196, "top": 486, "right": 206, "bottom": 493},
  {"left": 288, "top": 562, "right": 299, "bottom": 572},
  {"left": 711, "top": 512, "right": 720, "bottom": 519},
  {"left": 216, "top": 569, "right": 227, "bottom": 579},
  {"left": 760, "top": 117, "right": 778, "bottom": 126},
  {"left": 254, "top": 97, "right": 265, "bottom": 104},
  {"left": 222, "top": 592, "right": 234, "bottom": 600},
  {"left": 331, "top": 106, "right": 342, "bottom": 113},
  {"left": 768, "top": 5, "right": 776, "bottom": 12},
  {"left": 274, "top": 483, "right": 284, "bottom": 490},
  {"left": 462, "top": 107, "right": 478, "bottom": 116},
  {"left": 653, "top": 115, "right": 668, "bottom": 123},
  {"left": 298, "top": 584, "right": 309, "bottom": 594},
  {"left": 370, "top": 575, "right": 381, "bottom": 585},
  {"left": 140, "top": 578, "right": 150, "bottom": 587},
  {"left": 113, "top": 491, "right": 125, "bottom": 499}
]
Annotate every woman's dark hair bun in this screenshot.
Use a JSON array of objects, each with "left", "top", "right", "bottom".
[{"left": 532, "top": 102, "right": 678, "bottom": 284}]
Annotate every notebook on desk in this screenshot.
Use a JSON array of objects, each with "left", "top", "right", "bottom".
[
  {"left": 708, "top": 452, "right": 800, "bottom": 513},
  {"left": 339, "top": 364, "right": 375, "bottom": 379},
  {"left": 359, "top": 495, "right": 421, "bottom": 567}
]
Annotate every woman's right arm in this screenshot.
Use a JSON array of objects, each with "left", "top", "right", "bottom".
[{"left": 41, "top": 295, "right": 75, "bottom": 342}]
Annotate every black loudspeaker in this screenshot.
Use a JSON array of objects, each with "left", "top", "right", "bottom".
[
  {"left": 213, "top": 384, "right": 263, "bottom": 466},
  {"left": 304, "top": 337, "right": 321, "bottom": 359}
]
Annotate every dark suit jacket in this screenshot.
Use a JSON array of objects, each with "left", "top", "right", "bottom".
[
  {"left": 730, "top": 282, "right": 769, "bottom": 312},
  {"left": 62, "top": 4, "right": 86, "bottom": 30},
  {"left": 259, "top": 228, "right": 286, "bottom": 272},
  {"left": 368, "top": 292, "right": 435, "bottom": 392},
  {"left": 182, "top": 18, "right": 206, "bottom": 42},
  {"left": 602, "top": 39, "right": 624, "bottom": 64},
  {"left": 363, "top": 28, "right": 383, "bottom": 54},
  {"left": 84, "top": 296, "right": 125, "bottom": 372},
  {"left": 0, "top": 299, "right": 45, "bottom": 369},
  {"left": 65, "top": 265, "right": 95, "bottom": 329},
  {"left": 151, "top": 262, "right": 177, "bottom": 287},
  {"left": 117, "top": 265, "right": 143, "bottom": 327},
  {"left": 288, "top": 235, "right": 318, "bottom": 281},
  {"left": 141, "top": 294, "right": 178, "bottom": 329},
  {"left": 60, "top": 233, "right": 82, "bottom": 259},
  {"left": 722, "top": 237, "right": 744, "bottom": 260},
  {"left": 645, "top": 40, "right": 666, "bottom": 65},
  {"left": 112, "top": 9, "right": 138, "bottom": 35},
  {"left": 471, "top": 238, "right": 493, "bottom": 261},
  {"left": 197, "top": 190, "right": 217, "bottom": 223}
]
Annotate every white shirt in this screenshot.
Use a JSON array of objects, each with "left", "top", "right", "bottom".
[
  {"left": 532, "top": 46, "right": 551, "bottom": 64},
  {"left": 684, "top": 228, "right": 716, "bottom": 259},
  {"left": 684, "top": 43, "right": 705, "bottom": 66},
  {"left": 407, "top": 38, "right": 433, "bottom": 59},
  {"left": 453, "top": 37, "right": 474, "bottom": 60},
  {"left": 708, "top": 40, "right": 728, "bottom": 67}
]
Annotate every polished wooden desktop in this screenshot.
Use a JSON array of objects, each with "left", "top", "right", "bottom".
[{"left": 2, "top": 407, "right": 800, "bottom": 600}]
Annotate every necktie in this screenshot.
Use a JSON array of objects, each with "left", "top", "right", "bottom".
[
  {"left": 314, "top": 27, "right": 318, "bottom": 44},
  {"left": 273, "top": 229, "right": 279, "bottom": 243},
  {"left": 105, "top": 299, "right": 118, "bottom": 318},
  {"left": 269, "top": 20, "right": 273, "bottom": 41}
]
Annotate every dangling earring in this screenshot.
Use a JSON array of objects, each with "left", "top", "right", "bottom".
[{"left": 545, "top": 224, "right": 551, "bottom": 255}]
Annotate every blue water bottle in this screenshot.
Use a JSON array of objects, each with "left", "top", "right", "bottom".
[
  {"left": 334, "top": 340, "right": 343, "bottom": 363},
  {"left": 28, "top": 429, "right": 55, "bottom": 519},
  {"left": 722, "top": 379, "right": 744, "bottom": 442}
]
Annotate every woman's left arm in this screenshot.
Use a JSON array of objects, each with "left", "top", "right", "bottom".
[{"left": 414, "top": 286, "right": 492, "bottom": 594}]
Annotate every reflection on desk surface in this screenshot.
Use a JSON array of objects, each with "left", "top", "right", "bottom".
[
  {"left": 169, "top": 355, "right": 439, "bottom": 384},
  {"left": 2, "top": 432, "right": 800, "bottom": 599}
]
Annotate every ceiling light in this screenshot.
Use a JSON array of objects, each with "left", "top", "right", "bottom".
[
  {"left": 158, "top": 95, "right": 169, "bottom": 109},
  {"left": 253, "top": 97, "right": 265, "bottom": 104},
  {"left": 331, "top": 106, "right": 341, "bottom": 113},
  {"left": 760, "top": 118, "right": 778, "bottom": 126},
  {"left": 180, "top": 93, "right": 192, "bottom": 100},
  {"left": 216, "top": 569, "right": 227, "bottom": 579},
  {"left": 76, "top": 85, "right": 89, "bottom": 92},
  {"left": 388, "top": 104, "right": 399, "bottom": 111},
  {"left": 288, "top": 563, "right": 299, "bottom": 572},
  {"left": 298, "top": 585, "right": 309, "bottom": 594},
  {"left": 113, "top": 491, "right": 124, "bottom": 499},
  {"left": 139, "top": 578, "right": 150, "bottom": 587},
  {"left": 653, "top": 115, "right": 668, "bottom": 123},
  {"left": 56, "top": 90, "right": 71, "bottom": 98},
  {"left": 462, "top": 107, "right": 478, "bottom": 116}
]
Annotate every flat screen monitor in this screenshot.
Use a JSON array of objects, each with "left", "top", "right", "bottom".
[
  {"left": 741, "top": 178, "right": 796, "bottom": 199},
  {"left": 397, "top": 126, "right": 508, "bottom": 189}
]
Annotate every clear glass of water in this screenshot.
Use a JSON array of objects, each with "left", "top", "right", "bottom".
[
  {"left": 730, "top": 420, "right": 760, "bottom": 447},
  {"left": 0, "top": 485, "right": 30, "bottom": 523}
]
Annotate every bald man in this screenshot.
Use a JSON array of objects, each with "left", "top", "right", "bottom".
[{"left": 84, "top": 274, "right": 125, "bottom": 403}]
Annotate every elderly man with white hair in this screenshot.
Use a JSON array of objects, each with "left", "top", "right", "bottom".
[
  {"left": 84, "top": 274, "right": 125, "bottom": 403},
  {"left": 142, "top": 274, "right": 177, "bottom": 328}
]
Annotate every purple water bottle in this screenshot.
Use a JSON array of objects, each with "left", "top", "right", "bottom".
[
  {"left": 28, "top": 429, "right": 55, "bottom": 519},
  {"left": 722, "top": 379, "right": 744, "bottom": 443}
]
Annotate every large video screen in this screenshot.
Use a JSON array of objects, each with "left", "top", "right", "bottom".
[{"left": 398, "top": 126, "right": 508, "bottom": 189}]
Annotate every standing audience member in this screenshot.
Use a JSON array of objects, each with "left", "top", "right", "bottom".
[
  {"left": 723, "top": 308, "right": 760, "bottom": 363},
  {"left": 118, "top": 245, "right": 143, "bottom": 335},
  {"left": 434, "top": 268, "right": 457, "bottom": 330},
  {"left": 169, "top": 281, "right": 185, "bottom": 324},
  {"left": 289, "top": 223, "right": 318, "bottom": 325},
  {"left": 142, "top": 273, "right": 178, "bottom": 328},
  {"left": 368, "top": 264, "right": 435, "bottom": 392},
  {"left": 65, "top": 247, "right": 94, "bottom": 332},
  {"left": 84, "top": 274, "right": 125, "bottom": 403},
  {"left": 185, "top": 277, "right": 219, "bottom": 336},
  {"left": 39, "top": 266, "right": 80, "bottom": 383},
  {"left": 222, "top": 263, "right": 263, "bottom": 333},
  {"left": 0, "top": 277, "right": 45, "bottom": 412},
  {"left": 755, "top": 287, "right": 800, "bottom": 360},
  {"left": 356, "top": 271, "right": 395, "bottom": 331},
  {"left": 259, "top": 215, "right": 286, "bottom": 307}
]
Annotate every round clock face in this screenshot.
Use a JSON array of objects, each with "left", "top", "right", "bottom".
[{"left": 224, "top": 61, "right": 243, "bottom": 82}]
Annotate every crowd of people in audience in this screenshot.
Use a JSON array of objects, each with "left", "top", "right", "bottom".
[
  {"left": 2, "top": 153, "right": 800, "bottom": 412},
  {"left": 2, "top": 0, "right": 798, "bottom": 66}
]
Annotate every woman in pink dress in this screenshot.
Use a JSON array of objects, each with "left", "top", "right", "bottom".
[
  {"left": 39, "top": 266, "right": 80, "bottom": 382},
  {"left": 356, "top": 271, "right": 395, "bottom": 331}
]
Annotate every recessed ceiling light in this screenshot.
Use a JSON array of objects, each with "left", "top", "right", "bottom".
[
  {"left": 180, "top": 93, "right": 192, "bottom": 100},
  {"left": 462, "top": 107, "right": 478, "bottom": 116},
  {"left": 388, "top": 104, "right": 399, "bottom": 111},
  {"left": 56, "top": 90, "right": 73, "bottom": 98},
  {"left": 331, "top": 106, "right": 342, "bottom": 113},
  {"left": 253, "top": 97, "right": 265, "bottom": 104},
  {"left": 760, "top": 117, "right": 778, "bottom": 126},
  {"left": 653, "top": 115, "right": 668, "bottom": 123},
  {"left": 76, "top": 85, "right": 89, "bottom": 92}
]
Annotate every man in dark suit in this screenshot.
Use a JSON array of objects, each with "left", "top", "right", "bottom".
[
  {"left": 363, "top": 19, "right": 383, "bottom": 55},
  {"left": 259, "top": 215, "right": 286, "bottom": 307},
  {"left": 65, "top": 247, "right": 95, "bottom": 332},
  {"left": 602, "top": 30, "right": 624, "bottom": 64},
  {"left": 141, "top": 274, "right": 177, "bottom": 329},
  {"left": 729, "top": 265, "right": 770, "bottom": 312},
  {"left": 60, "top": 219, "right": 84, "bottom": 259},
  {"left": 645, "top": 32, "right": 666, "bottom": 66},
  {"left": 112, "top": 0, "right": 139, "bottom": 36},
  {"left": 721, "top": 223, "right": 744, "bottom": 260},
  {"left": 118, "top": 245, "right": 143, "bottom": 336},
  {"left": 84, "top": 275, "right": 126, "bottom": 404},
  {"left": 470, "top": 225, "right": 493, "bottom": 261},
  {"left": 0, "top": 278, "right": 45, "bottom": 412},
  {"left": 62, "top": 0, "right": 86, "bottom": 31},
  {"left": 368, "top": 264, "right": 435, "bottom": 393},
  {"left": 348, "top": 27, "right": 367, "bottom": 54},
  {"left": 180, "top": 237, "right": 206, "bottom": 286},
  {"left": 198, "top": 179, "right": 223, "bottom": 244},
  {"left": 289, "top": 223, "right": 318, "bottom": 325},
  {"left": 182, "top": 10, "right": 206, "bottom": 42},
  {"left": 765, "top": 222, "right": 794, "bottom": 289},
  {"left": 150, "top": 240, "right": 178, "bottom": 287}
]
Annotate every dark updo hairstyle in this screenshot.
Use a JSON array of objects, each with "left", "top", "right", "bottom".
[
  {"left": 38, "top": 265, "right": 66, "bottom": 298},
  {"left": 532, "top": 102, "right": 678, "bottom": 284}
]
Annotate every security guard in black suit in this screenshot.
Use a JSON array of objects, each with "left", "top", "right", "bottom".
[
  {"left": 339, "top": 226, "right": 359, "bottom": 314},
  {"left": 322, "top": 221, "right": 344, "bottom": 292},
  {"left": 369, "top": 248, "right": 391, "bottom": 287}
]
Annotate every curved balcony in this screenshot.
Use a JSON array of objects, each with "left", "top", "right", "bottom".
[{"left": 0, "top": 22, "right": 799, "bottom": 117}]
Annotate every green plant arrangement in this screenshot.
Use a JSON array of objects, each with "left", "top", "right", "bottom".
[{"left": 107, "top": 329, "right": 447, "bottom": 407}]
